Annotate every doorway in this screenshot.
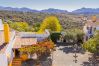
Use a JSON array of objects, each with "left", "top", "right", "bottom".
[{"left": 14, "top": 49, "right": 20, "bottom": 57}]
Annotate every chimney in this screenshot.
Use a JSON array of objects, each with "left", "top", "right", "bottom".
[{"left": 4, "top": 23, "right": 10, "bottom": 44}]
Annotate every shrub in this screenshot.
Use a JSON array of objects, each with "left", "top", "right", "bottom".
[{"left": 50, "top": 32, "right": 61, "bottom": 43}]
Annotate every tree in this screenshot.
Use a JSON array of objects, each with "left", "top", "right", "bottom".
[
  {"left": 0, "top": 10, "right": 84, "bottom": 30},
  {"left": 33, "top": 22, "right": 40, "bottom": 31},
  {"left": 50, "top": 32, "right": 61, "bottom": 43},
  {"left": 39, "top": 16, "right": 62, "bottom": 32},
  {"left": 83, "top": 30, "right": 99, "bottom": 53},
  {"left": 8, "top": 21, "right": 34, "bottom": 32},
  {"left": 63, "top": 29, "right": 84, "bottom": 44}
]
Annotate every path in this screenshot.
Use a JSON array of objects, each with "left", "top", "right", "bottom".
[{"left": 52, "top": 45, "right": 91, "bottom": 66}]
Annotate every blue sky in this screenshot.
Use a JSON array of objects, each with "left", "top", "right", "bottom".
[{"left": 0, "top": 0, "right": 98, "bottom": 11}]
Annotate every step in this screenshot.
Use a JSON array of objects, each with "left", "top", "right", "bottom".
[
  {"left": 12, "top": 58, "right": 22, "bottom": 66},
  {"left": 12, "top": 58, "right": 21, "bottom": 60},
  {"left": 12, "top": 65, "right": 21, "bottom": 66},
  {"left": 12, "top": 63, "right": 21, "bottom": 66},
  {"left": 12, "top": 62, "right": 21, "bottom": 64},
  {"left": 12, "top": 60, "right": 21, "bottom": 62}
]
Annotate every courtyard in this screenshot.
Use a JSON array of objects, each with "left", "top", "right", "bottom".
[
  {"left": 22, "top": 44, "right": 99, "bottom": 66},
  {"left": 52, "top": 45, "right": 91, "bottom": 66}
]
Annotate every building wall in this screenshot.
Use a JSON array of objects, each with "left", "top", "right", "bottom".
[
  {"left": 0, "top": 54, "right": 8, "bottom": 66},
  {"left": 96, "top": 26, "right": 99, "bottom": 30},
  {"left": 83, "top": 25, "right": 94, "bottom": 41},
  {"left": 83, "top": 24, "right": 99, "bottom": 41},
  {"left": 0, "top": 19, "right": 3, "bottom": 30},
  {"left": 20, "top": 29, "right": 50, "bottom": 38},
  {"left": 5, "top": 31, "right": 15, "bottom": 62}
]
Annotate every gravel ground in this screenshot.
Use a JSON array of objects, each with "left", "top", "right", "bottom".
[{"left": 52, "top": 46, "right": 93, "bottom": 66}]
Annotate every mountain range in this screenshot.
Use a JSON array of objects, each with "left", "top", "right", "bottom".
[
  {"left": 72, "top": 7, "right": 99, "bottom": 14},
  {"left": 0, "top": 6, "right": 99, "bottom": 14}
]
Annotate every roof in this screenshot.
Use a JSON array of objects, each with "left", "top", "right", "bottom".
[
  {"left": 13, "top": 36, "right": 37, "bottom": 49},
  {"left": 0, "top": 30, "right": 15, "bottom": 53},
  {"left": 85, "top": 20, "right": 99, "bottom": 27}
]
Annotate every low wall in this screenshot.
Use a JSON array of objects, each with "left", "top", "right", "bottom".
[
  {"left": 0, "top": 54, "right": 8, "bottom": 66},
  {"left": 20, "top": 29, "right": 50, "bottom": 38},
  {"left": 5, "top": 31, "right": 15, "bottom": 63}
]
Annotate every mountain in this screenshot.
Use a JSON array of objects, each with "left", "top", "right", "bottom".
[
  {"left": 0, "top": 6, "right": 99, "bottom": 14},
  {"left": 41, "top": 8, "right": 68, "bottom": 13},
  {"left": 72, "top": 7, "right": 99, "bottom": 14},
  {"left": 0, "top": 6, "right": 39, "bottom": 12},
  {"left": 0, "top": 6, "right": 68, "bottom": 13}
]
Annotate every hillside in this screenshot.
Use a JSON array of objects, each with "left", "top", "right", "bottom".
[
  {"left": 0, "top": 10, "right": 84, "bottom": 30},
  {"left": 0, "top": 6, "right": 68, "bottom": 13}
]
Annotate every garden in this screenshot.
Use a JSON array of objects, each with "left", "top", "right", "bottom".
[{"left": 19, "top": 39, "right": 55, "bottom": 66}]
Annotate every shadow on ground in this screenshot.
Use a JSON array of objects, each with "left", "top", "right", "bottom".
[
  {"left": 22, "top": 58, "right": 52, "bottom": 66},
  {"left": 81, "top": 57, "right": 99, "bottom": 66},
  {"left": 81, "top": 61, "right": 90, "bottom": 66},
  {"left": 22, "top": 59, "right": 36, "bottom": 66},
  {"left": 57, "top": 44, "right": 85, "bottom": 54},
  {"left": 81, "top": 61, "right": 99, "bottom": 66}
]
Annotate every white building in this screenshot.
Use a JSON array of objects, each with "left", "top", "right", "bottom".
[
  {"left": 0, "top": 19, "right": 50, "bottom": 66},
  {"left": 0, "top": 19, "right": 3, "bottom": 30},
  {"left": 83, "top": 16, "right": 99, "bottom": 41}
]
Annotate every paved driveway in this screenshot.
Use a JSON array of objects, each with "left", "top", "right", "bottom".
[{"left": 52, "top": 46, "right": 92, "bottom": 66}]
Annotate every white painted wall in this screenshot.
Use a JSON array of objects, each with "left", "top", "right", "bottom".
[
  {"left": 0, "top": 54, "right": 8, "bottom": 66},
  {"left": 0, "top": 19, "right": 3, "bottom": 30},
  {"left": 96, "top": 26, "right": 99, "bottom": 30},
  {"left": 20, "top": 29, "right": 50, "bottom": 38},
  {"left": 5, "top": 31, "right": 15, "bottom": 62}
]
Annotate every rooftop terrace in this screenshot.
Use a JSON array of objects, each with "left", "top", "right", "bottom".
[{"left": 13, "top": 36, "right": 37, "bottom": 49}]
